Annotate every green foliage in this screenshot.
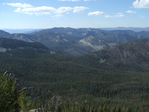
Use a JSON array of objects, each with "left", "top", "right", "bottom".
[
  {"left": 0, "top": 75, "right": 19, "bottom": 112},
  {"left": 18, "top": 91, "right": 33, "bottom": 112},
  {"left": 1, "top": 44, "right": 149, "bottom": 111},
  {"left": 0, "top": 75, "right": 33, "bottom": 112}
]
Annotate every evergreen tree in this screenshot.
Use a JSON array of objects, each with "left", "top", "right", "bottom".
[
  {"left": 0, "top": 75, "right": 19, "bottom": 112},
  {"left": 0, "top": 75, "right": 32, "bottom": 112}
]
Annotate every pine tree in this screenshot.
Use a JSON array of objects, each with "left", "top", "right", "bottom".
[
  {"left": 0, "top": 75, "right": 32, "bottom": 112},
  {"left": 0, "top": 75, "right": 19, "bottom": 112}
]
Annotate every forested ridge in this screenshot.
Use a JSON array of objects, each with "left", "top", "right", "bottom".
[{"left": 1, "top": 37, "right": 149, "bottom": 111}]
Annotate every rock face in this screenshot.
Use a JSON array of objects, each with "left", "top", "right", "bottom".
[{"left": 79, "top": 36, "right": 113, "bottom": 51}]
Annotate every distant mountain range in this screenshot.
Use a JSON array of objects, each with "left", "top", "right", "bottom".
[
  {"left": 3, "top": 27, "right": 149, "bottom": 33},
  {"left": 0, "top": 27, "right": 149, "bottom": 55},
  {"left": 1, "top": 28, "right": 149, "bottom": 72},
  {"left": 100, "top": 27, "right": 149, "bottom": 32},
  {"left": 1, "top": 34, "right": 149, "bottom": 73},
  {"left": 2, "top": 29, "right": 41, "bottom": 34}
]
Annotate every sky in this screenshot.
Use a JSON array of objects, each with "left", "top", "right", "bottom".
[{"left": 0, "top": 0, "right": 149, "bottom": 29}]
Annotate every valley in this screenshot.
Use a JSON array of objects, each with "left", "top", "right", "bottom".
[{"left": 1, "top": 27, "right": 149, "bottom": 111}]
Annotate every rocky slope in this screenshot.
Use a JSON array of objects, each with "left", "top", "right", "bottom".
[{"left": 86, "top": 38, "right": 149, "bottom": 71}]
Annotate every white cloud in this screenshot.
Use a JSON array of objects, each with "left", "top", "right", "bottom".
[
  {"left": 133, "top": 0, "right": 149, "bottom": 8},
  {"left": 4, "top": 3, "right": 32, "bottom": 8},
  {"left": 15, "top": 6, "right": 73, "bottom": 15},
  {"left": 88, "top": 11, "right": 124, "bottom": 18},
  {"left": 126, "top": 10, "right": 137, "bottom": 13},
  {"left": 114, "top": 13, "right": 124, "bottom": 17},
  {"left": 4, "top": 3, "right": 88, "bottom": 16},
  {"left": 105, "top": 15, "right": 112, "bottom": 18},
  {"left": 15, "top": 6, "right": 56, "bottom": 15},
  {"left": 56, "top": 7, "right": 73, "bottom": 14},
  {"left": 88, "top": 11, "right": 106, "bottom": 16},
  {"left": 73, "top": 6, "right": 88, "bottom": 13}
]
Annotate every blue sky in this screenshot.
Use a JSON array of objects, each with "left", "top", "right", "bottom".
[{"left": 0, "top": 0, "right": 149, "bottom": 29}]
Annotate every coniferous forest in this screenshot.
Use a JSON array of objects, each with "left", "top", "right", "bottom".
[
  {"left": 1, "top": 45, "right": 149, "bottom": 112},
  {"left": 1, "top": 29, "right": 149, "bottom": 112}
]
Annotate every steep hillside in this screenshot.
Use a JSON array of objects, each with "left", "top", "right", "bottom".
[
  {"left": 85, "top": 39, "right": 149, "bottom": 71},
  {"left": 0, "top": 30, "right": 10, "bottom": 37},
  {"left": 79, "top": 36, "right": 114, "bottom": 51},
  {"left": 7, "top": 33, "right": 35, "bottom": 42},
  {"left": 0, "top": 38, "right": 49, "bottom": 51}
]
